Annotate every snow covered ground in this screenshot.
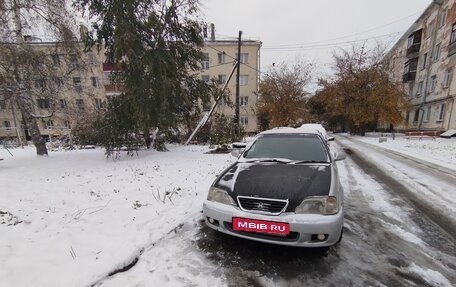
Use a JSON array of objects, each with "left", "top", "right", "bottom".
[
  {"left": 1, "top": 136, "right": 455, "bottom": 287},
  {"left": 354, "top": 133, "right": 456, "bottom": 171},
  {"left": 0, "top": 145, "right": 234, "bottom": 287}
]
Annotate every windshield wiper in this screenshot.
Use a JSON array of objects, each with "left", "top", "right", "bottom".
[
  {"left": 244, "top": 158, "right": 292, "bottom": 164},
  {"left": 290, "top": 160, "right": 330, "bottom": 164}
]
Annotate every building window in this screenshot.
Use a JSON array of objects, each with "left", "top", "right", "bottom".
[
  {"left": 413, "top": 108, "right": 420, "bottom": 122},
  {"left": 426, "top": 24, "right": 433, "bottom": 39},
  {"left": 75, "top": 99, "right": 84, "bottom": 111},
  {"left": 201, "top": 75, "right": 210, "bottom": 83},
  {"left": 439, "top": 9, "right": 447, "bottom": 28},
  {"left": 432, "top": 43, "right": 441, "bottom": 62},
  {"left": 443, "top": 69, "right": 453, "bottom": 88},
  {"left": 73, "top": 77, "right": 82, "bottom": 92},
  {"left": 46, "top": 120, "right": 54, "bottom": 130},
  {"left": 404, "top": 58, "right": 418, "bottom": 73},
  {"left": 219, "top": 98, "right": 228, "bottom": 107},
  {"left": 35, "top": 79, "right": 46, "bottom": 91},
  {"left": 421, "top": 53, "right": 428, "bottom": 70},
  {"left": 201, "top": 53, "right": 209, "bottom": 69},
  {"left": 416, "top": 81, "right": 423, "bottom": 97},
  {"left": 0, "top": 99, "right": 6, "bottom": 110},
  {"left": 91, "top": 77, "right": 100, "bottom": 88},
  {"left": 451, "top": 23, "right": 456, "bottom": 44},
  {"left": 55, "top": 77, "right": 64, "bottom": 88},
  {"left": 240, "top": 116, "right": 249, "bottom": 127},
  {"left": 70, "top": 54, "right": 79, "bottom": 69},
  {"left": 59, "top": 99, "right": 67, "bottom": 109},
  {"left": 436, "top": 103, "right": 445, "bottom": 121},
  {"left": 37, "top": 98, "right": 51, "bottom": 109},
  {"left": 217, "top": 52, "right": 226, "bottom": 64},
  {"left": 236, "top": 53, "right": 249, "bottom": 64},
  {"left": 88, "top": 54, "right": 97, "bottom": 66},
  {"left": 3, "top": 121, "right": 11, "bottom": 130},
  {"left": 218, "top": 74, "right": 226, "bottom": 84},
  {"left": 51, "top": 54, "right": 60, "bottom": 66},
  {"left": 239, "top": 75, "right": 248, "bottom": 86},
  {"left": 94, "top": 98, "right": 104, "bottom": 109},
  {"left": 64, "top": 120, "right": 71, "bottom": 129},
  {"left": 424, "top": 106, "right": 431, "bottom": 122},
  {"left": 240, "top": 96, "right": 249, "bottom": 106},
  {"left": 407, "top": 36, "right": 414, "bottom": 48},
  {"left": 428, "top": 75, "right": 437, "bottom": 93}
]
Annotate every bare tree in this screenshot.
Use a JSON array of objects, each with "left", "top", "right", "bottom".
[{"left": 0, "top": 0, "right": 80, "bottom": 155}]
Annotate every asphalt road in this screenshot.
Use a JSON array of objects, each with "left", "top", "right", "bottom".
[{"left": 195, "top": 137, "right": 456, "bottom": 287}]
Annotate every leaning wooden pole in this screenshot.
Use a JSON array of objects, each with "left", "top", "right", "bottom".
[{"left": 185, "top": 60, "right": 239, "bottom": 145}]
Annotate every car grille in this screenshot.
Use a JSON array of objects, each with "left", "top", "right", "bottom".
[{"left": 237, "top": 196, "right": 288, "bottom": 215}]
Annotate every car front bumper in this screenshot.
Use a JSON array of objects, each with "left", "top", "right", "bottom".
[{"left": 203, "top": 200, "right": 344, "bottom": 247}]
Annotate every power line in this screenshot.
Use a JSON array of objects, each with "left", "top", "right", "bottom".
[
  {"left": 263, "top": 10, "right": 422, "bottom": 49},
  {"left": 262, "top": 31, "right": 402, "bottom": 51}
]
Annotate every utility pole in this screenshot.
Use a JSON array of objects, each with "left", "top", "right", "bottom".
[{"left": 235, "top": 30, "right": 242, "bottom": 138}]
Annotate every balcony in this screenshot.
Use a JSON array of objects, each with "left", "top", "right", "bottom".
[
  {"left": 449, "top": 42, "right": 456, "bottom": 57},
  {"left": 406, "top": 43, "right": 421, "bottom": 58},
  {"left": 402, "top": 72, "right": 416, "bottom": 83},
  {"left": 102, "top": 63, "right": 125, "bottom": 72},
  {"left": 104, "top": 84, "right": 125, "bottom": 96}
]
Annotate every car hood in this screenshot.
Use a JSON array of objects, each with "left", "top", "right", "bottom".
[{"left": 214, "top": 162, "right": 332, "bottom": 212}]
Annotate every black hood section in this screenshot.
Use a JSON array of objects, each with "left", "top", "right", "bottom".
[{"left": 214, "top": 162, "right": 331, "bottom": 212}]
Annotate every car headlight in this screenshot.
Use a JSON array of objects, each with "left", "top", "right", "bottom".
[
  {"left": 295, "top": 196, "right": 339, "bottom": 215},
  {"left": 207, "top": 186, "right": 236, "bottom": 206}
]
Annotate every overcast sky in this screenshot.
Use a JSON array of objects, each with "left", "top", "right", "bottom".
[{"left": 200, "top": 0, "right": 432, "bottom": 78}]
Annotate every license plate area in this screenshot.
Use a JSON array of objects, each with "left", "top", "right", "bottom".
[{"left": 232, "top": 217, "right": 290, "bottom": 235}]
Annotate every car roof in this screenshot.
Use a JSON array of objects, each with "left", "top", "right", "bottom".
[{"left": 259, "top": 127, "right": 321, "bottom": 136}]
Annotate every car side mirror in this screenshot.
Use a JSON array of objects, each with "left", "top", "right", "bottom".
[
  {"left": 231, "top": 142, "right": 246, "bottom": 158},
  {"left": 334, "top": 150, "right": 346, "bottom": 161},
  {"left": 327, "top": 137, "right": 335, "bottom": 142}
]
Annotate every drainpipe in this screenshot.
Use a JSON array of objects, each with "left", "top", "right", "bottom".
[{"left": 419, "top": 0, "right": 443, "bottom": 130}]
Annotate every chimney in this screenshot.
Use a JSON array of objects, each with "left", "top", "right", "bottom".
[{"left": 210, "top": 23, "right": 215, "bottom": 41}]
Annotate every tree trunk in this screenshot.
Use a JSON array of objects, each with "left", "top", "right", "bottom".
[
  {"left": 12, "top": 0, "right": 48, "bottom": 156},
  {"left": 144, "top": 129, "right": 152, "bottom": 149},
  {"left": 17, "top": 100, "right": 48, "bottom": 155}
]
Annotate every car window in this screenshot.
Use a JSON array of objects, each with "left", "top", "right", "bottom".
[{"left": 243, "top": 134, "right": 329, "bottom": 162}]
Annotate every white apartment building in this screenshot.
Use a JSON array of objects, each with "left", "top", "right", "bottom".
[
  {"left": 200, "top": 39, "right": 262, "bottom": 133},
  {"left": 386, "top": 0, "right": 456, "bottom": 132},
  {"left": 1, "top": 36, "right": 262, "bottom": 142}
]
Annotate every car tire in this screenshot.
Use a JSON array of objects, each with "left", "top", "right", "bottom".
[{"left": 337, "top": 227, "right": 344, "bottom": 243}]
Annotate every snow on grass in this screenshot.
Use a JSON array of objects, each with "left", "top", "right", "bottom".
[
  {"left": 356, "top": 134, "right": 456, "bottom": 171},
  {"left": 0, "top": 145, "right": 234, "bottom": 287}
]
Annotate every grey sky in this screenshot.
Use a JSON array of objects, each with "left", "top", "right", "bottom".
[{"left": 200, "top": 0, "right": 432, "bottom": 76}]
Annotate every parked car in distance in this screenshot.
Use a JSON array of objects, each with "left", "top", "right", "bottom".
[
  {"left": 203, "top": 127, "right": 346, "bottom": 247},
  {"left": 298, "top": 123, "right": 334, "bottom": 143}
]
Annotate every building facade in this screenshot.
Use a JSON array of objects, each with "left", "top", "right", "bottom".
[
  {"left": 387, "top": 0, "right": 456, "bottom": 132},
  {"left": 0, "top": 37, "right": 262, "bottom": 142},
  {"left": 200, "top": 39, "right": 262, "bottom": 133},
  {"left": 0, "top": 41, "right": 108, "bottom": 143}
]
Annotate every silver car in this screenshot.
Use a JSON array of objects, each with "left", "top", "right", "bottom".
[{"left": 203, "top": 127, "right": 346, "bottom": 247}]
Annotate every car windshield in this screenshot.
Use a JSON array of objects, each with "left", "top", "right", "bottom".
[{"left": 242, "top": 134, "right": 329, "bottom": 162}]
